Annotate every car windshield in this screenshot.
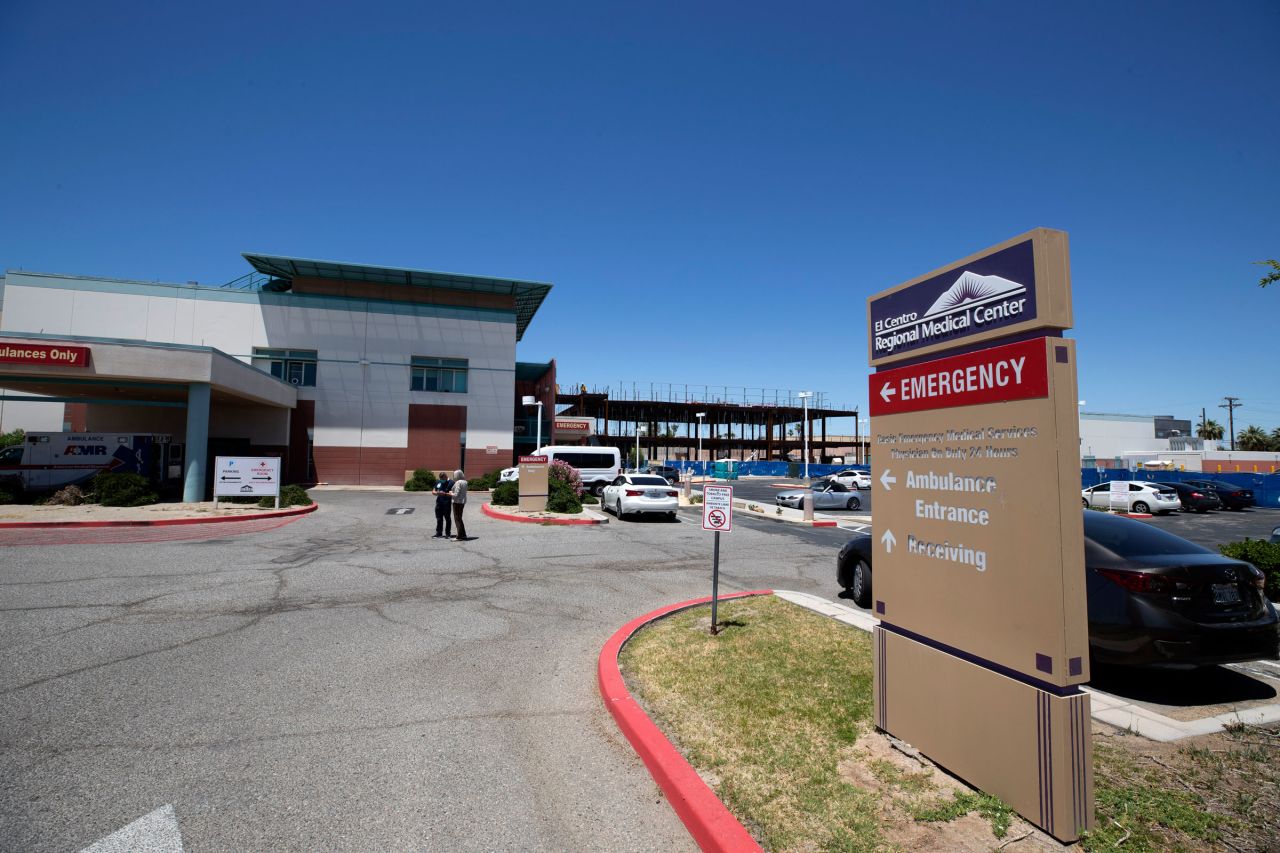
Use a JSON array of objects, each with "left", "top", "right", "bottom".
[
  {"left": 629, "top": 476, "right": 669, "bottom": 486},
  {"left": 1085, "top": 513, "right": 1212, "bottom": 558}
]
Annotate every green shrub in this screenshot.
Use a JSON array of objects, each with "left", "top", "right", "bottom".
[
  {"left": 93, "top": 472, "right": 158, "bottom": 507},
  {"left": 468, "top": 470, "right": 501, "bottom": 491},
  {"left": 404, "top": 468, "right": 438, "bottom": 491},
  {"left": 546, "top": 477, "right": 583, "bottom": 514},
  {"left": 258, "top": 484, "right": 313, "bottom": 508},
  {"left": 582, "top": 493, "right": 598, "bottom": 505},
  {"left": 491, "top": 481, "right": 518, "bottom": 506},
  {"left": 1219, "top": 538, "right": 1280, "bottom": 601},
  {"left": 0, "top": 428, "right": 24, "bottom": 449}
]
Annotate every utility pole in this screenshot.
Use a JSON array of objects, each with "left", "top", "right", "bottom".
[{"left": 1219, "top": 397, "right": 1242, "bottom": 451}]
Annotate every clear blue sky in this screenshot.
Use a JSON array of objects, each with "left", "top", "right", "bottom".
[{"left": 3, "top": 1, "right": 1277, "bottom": 436}]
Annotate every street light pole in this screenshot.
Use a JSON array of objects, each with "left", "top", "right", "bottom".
[
  {"left": 521, "top": 395, "right": 543, "bottom": 450},
  {"left": 798, "top": 391, "right": 813, "bottom": 479},
  {"left": 695, "top": 412, "right": 706, "bottom": 477}
]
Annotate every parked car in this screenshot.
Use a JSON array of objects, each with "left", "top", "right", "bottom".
[
  {"left": 645, "top": 465, "right": 683, "bottom": 485},
  {"left": 1152, "top": 481, "right": 1222, "bottom": 513},
  {"left": 1181, "top": 479, "right": 1257, "bottom": 511},
  {"left": 825, "top": 469, "right": 872, "bottom": 490},
  {"left": 836, "top": 511, "right": 1279, "bottom": 668},
  {"left": 1081, "top": 481, "right": 1181, "bottom": 514},
  {"left": 775, "top": 480, "right": 863, "bottom": 511},
  {"left": 602, "top": 474, "right": 679, "bottom": 520}
]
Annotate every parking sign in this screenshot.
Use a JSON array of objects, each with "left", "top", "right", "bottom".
[{"left": 702, "top": 485, "right": 733, "bottom": 532}]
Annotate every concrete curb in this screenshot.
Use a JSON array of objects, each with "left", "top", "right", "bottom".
[
  {"left": 480, "top": 502, "right": 608, "bottom": 525},
  {"left": 599, "top": 590, "right": 769, "bottom": 853},
  {"left": 0, "top": 501, "right": 318, "bottom": 529}
]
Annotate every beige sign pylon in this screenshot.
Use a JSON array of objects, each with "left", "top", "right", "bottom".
[{"left": 867, "top": 228, "right": 1093, "bottom": 842}]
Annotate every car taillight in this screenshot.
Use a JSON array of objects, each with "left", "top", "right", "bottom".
[
  {"left": 666, "top": 491, "right": 678, "bottom": 497},
  {"left": 1096, "top": 568, "right": 1172, "bottom": 595},
  {"left": 1247, "top": 565, "right": 1266, "bottom": 591},
  {"left": 625, "top": 489, "right": 643, "bottom": 497},
  {"left": 1190, "top": 492, "right": 1204, "bottom": 498}
]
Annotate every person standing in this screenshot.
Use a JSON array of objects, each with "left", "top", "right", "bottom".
[
  {"left": 450, "top": 469, "right": 469, "bottom": 541},
  {"left": 432, "top": 471, "right": 454, "bottom": 539}
]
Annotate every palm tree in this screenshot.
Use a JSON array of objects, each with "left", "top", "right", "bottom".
[
  {"left": 1271, "top": 427, "right": 1280, "bottom": 451},
  {"left": 1197, "top": 419, "right": 1225, "bottom": 440},
  {"left": 1236, "top": 425, "right": 1271, "bottom": 452}
]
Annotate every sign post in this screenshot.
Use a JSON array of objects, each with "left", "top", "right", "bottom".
[
  {"left": 517, "top": 455, "right": 550, "bottom": 511},
  {"left": 867, "top": 228, "right": 1092, "bottom": 842},
  {"left": 702, "top": 484, "right": 733, "bottom": 634},
  {"left": 213, "top": 457, "right": 281, "bottom": 508}
]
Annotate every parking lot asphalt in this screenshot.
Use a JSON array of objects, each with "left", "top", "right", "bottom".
[
  {"left": 4, "top": 491, "right": 1275, "bottom": 851},
  {"left": 1136, "top": 506, "right": 1280, "bottom": 551},
  {"left": 0, "top": 490, "right": 856, "bottom": 853}
]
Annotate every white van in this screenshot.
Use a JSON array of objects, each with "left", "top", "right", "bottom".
[{"left": 499, "top": 446, "right": 622, "bottom": 496}]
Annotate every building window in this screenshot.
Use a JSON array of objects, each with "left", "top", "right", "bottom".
[
  {"left": 411, "top": 356, "right": 468, "bottom": 393},
  {"left": 254, "top": 348, "right": 318, "bottom": 387}
]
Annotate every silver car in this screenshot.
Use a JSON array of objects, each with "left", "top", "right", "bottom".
[{"left": 775, "top": 480, "right": 863, "bottom": 511}]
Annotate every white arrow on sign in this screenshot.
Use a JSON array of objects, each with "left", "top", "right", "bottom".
[
  {"left": 80, "top": 804, "right": 184, "bottom": 853},
  {"left": 879, "top": 382, "right": 897, "bottom": 403},
  {"left": 880, "top": 469, "right": 896, "bottom": 491},
  {"left": 880, "top": 529, "right": 897, "bottom": 553}
]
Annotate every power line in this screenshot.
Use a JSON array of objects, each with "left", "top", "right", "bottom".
[{"left": 1219, "top": 396, "right": 1242, "bottom": 450}]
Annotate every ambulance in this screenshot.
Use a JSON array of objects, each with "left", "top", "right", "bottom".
[{"left": 0, "top": 432, "right": 183, "bottom": 493}]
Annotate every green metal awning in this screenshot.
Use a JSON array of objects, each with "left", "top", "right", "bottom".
[{"left": 241, "top": 252, "right": 552, "bottom": 341}]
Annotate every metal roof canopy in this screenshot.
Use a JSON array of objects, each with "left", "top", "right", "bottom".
[{"left": 242, "top": 253, "right": 552, "bottom": 341}]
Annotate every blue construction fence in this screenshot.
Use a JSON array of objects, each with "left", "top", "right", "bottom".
[
  {"left": 663, "top": 460, "right": 868, "bottom": 478},
  {"left": 665, "top": 460, "right": 1280, "bottom": 508},
  {"left": 1080, "top": 469, "right": 1280, "bottom": 509}
]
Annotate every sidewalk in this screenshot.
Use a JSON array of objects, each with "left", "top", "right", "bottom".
[{"left": 0, "top": 500, "right": 315, "bottom": 527}]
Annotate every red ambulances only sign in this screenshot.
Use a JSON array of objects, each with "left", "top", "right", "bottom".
[{"left": 868, "top": 337, "right": 1049, "bottom": 417}]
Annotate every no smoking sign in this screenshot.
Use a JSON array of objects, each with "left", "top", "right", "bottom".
[{"left": 701, "top": 485, "right": 733, "bottom": 532}]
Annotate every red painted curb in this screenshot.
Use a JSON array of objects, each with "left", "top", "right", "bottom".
[
  {"left": 0, "top": 501, "right": 318, "bottom": 529},
  {"left": 481, "top": 502, "right": 605, "bottom": 525},
  {"left": 599, "top": 591, "right": 771, "bottom": 853},
  {"left": 810, "top": 520, "right": 838, "bottom": 527}
]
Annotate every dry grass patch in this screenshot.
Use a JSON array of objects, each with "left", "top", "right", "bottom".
[{"left": 619, "top": 596, "right": 1030, "bottom": 851}]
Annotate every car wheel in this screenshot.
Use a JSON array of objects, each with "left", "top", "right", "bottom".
[
  {"left": 668, "top": 512, "right": 677, "bottom": 521},
  {"left": 849, "top": 559, "right": 871, "bottom": 608},
  {"left": 797, "top": 498, "right": 804, "bottom": 510},
  {"left": 616, "top": 498, "right": 625, "bottom": 519},
  {"left": 846, "top": 496, "right": 861, "bottom": 511},
  {"left": 1082, "top": 498, "right": 1088, "bottom": 508},
  {"left": 591, "top": 482, "right": 605, "bottom": 497},
  {"left": 1132, "top": 501, "right": 1150, "bottom": 514}
]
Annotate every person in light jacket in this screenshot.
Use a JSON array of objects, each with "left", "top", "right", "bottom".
[{"left": 450, "top": 469, "right": 469, "bottom": 541}]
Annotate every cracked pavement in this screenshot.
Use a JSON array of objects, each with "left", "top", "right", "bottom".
[{"left": 0, "top": 490, "right": 855, "bottom": 852}]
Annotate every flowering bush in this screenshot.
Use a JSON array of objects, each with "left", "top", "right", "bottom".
[
  {"left": 549, "top": 460, "right": 584, "bottom": 496},
  {"left": 547, "top": 460, "right": 584, "bottom": 513}
]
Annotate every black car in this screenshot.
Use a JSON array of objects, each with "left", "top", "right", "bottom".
[
  {"left": 646, "top": 465, "right": 682, "bottom": 486},
  {"left": 836, "top": 511, "right": 1279, "bottom": 668},
  {"left": 1181, "top": 479, "right": 1256, "bottom": 511},
  {"left": 1153, "top": 481, "right": 1222, "bottom": 513}
]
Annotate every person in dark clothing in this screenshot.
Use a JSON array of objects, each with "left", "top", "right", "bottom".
[{"left": 432, "top": 471, "right": 454, "bottom": 538}]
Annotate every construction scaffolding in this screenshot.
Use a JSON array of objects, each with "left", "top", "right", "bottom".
[{"left": 556, "top": 381, "right": 865, "bottom": 465}]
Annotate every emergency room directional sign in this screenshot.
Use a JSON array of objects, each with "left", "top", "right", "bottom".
[{"left": 213, "top": 457, "right": 281, "bottom": 498}]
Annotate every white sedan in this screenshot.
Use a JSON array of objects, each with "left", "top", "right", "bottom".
[
  {"left": 826, "top": 469, "right": 871, "bottom": 489},
  {"left": 1081, "top": 482, "right": 1181, "bottom": 515},
  {"left": 602, "top": 474, "right": 679, "bottom": 520},
  {"left": 499, "top": 467, "right": 519, "bottom": 482}
]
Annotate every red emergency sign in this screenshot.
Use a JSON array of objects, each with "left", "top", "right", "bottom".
[{"left": 869, "top": 337, "right": 1050, "bottom": 417}]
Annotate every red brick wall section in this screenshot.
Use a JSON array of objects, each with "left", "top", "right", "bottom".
[
  {"left": 312, "top": 446, "right": 409, "bottom": 485},
  {"left": 464, "top": 448, "right": 506, "bottom": 478},
  {"left": 63, "top": 403, "right": 88, "bottom": 431},
  {"left": 407, "top": 404, "right": 467, "bottom": 473}
]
